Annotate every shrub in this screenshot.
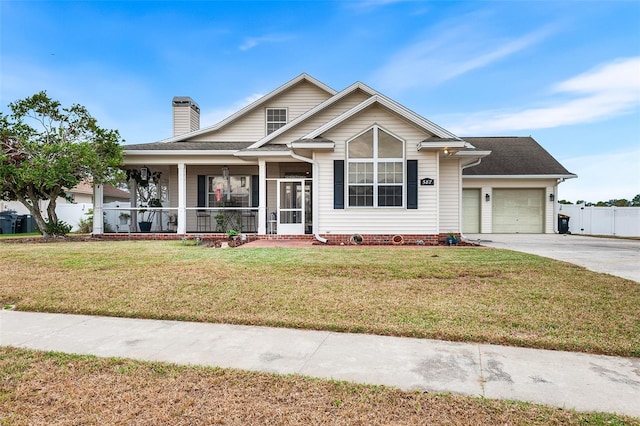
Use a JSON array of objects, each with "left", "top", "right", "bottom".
[{"left": 44, "top": 220, "right": 72, "bottom": 237}]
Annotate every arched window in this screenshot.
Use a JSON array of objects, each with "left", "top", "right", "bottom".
[{"left": 347, "top": 125, "right": 404, "bottom": 207}]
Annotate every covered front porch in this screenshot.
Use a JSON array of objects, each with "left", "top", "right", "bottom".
[{"left": 92, "top": 159, "right": 314, "bottom": 236}]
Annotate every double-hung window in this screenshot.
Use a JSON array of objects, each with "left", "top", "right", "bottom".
[
  {"left": 347, "top": 126, "right": 404, "bottom": 207},
  {"left": 266, "top": 108, "right": 287, "bottom": 135}
]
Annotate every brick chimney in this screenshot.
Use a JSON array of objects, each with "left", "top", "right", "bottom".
[{"left": 172, "top": 96, "right": 200, "bottom": 136}]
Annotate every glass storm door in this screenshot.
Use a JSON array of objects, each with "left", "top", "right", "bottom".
[{"left": 277, "top": 179, "right": 305, "bottom": 235}]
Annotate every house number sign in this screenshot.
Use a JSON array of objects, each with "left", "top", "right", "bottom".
[{"left": 420, "top": 178, "right": 435, "bottom": 186}]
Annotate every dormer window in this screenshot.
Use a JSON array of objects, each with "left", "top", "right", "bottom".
[{"left": 266, "top": 108, "right": 287, "bottom": 134}]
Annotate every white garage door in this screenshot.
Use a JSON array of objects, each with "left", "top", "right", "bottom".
[
  {"left": 462, "top": 189, "right": 481, "bottom": 233},
  {"left": 493, "top": 189, "right": 544, "bottom": 233}
]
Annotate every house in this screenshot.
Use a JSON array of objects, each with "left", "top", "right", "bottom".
[
  {"left": 461, "top": 137, "right": 577, "bottom": 234},
  {"left": 98, "top": 74, "right": 575, "bottom": 242},
  {"left": 1, "top": 182, "right": 129, "bottom": 215},
  {"left": 65, "top": 181, "right": 130, "bottom": 204}
]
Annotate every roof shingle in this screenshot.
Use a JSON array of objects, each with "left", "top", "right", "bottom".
[
  {"left": 462, "top": 137, "right": 575, "bottom": 176},
  {"left": 124, "top": 141, "right": 254, "bottom": 151}
]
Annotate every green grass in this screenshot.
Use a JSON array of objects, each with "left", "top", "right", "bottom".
[
  {"left": 1, "top": 240, "right": 638, "bottom": 356},
  {"left": 0, "top": 232, "right": 41, "bottom": 239}
]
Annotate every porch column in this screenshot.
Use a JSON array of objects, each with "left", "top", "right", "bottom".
[
  {"left": 92, "top": 184, "right": 104, "bottom": 234},
  {"left": 258, "top": 160, "right": 267, "bottom": 234},
  {"left": 177, "top": 162, "right": 187, "bottom": 234}
]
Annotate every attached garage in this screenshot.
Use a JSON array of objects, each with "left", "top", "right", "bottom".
[
  {"left": 492, "top": 188, "right": 544, "bottom": 233},
  {"left": 462, "top": 137, "right": 576, "bottom": 234},
  {"left": 462, "top": 189, "right": 481, "bottom": 233}
]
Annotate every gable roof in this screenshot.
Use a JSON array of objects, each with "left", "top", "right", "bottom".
[
  {"left": 156, "top": 73, "right": 336, "bottom": 144},
  {"left": 300, "top": 94, "right": 459, "bottom": 141},
  {"left": 247, "top": 81, "right": 378, "bottom": 149},
  {"left": 125, "top": 141, "right": 252, "bottom": 151},
  {"left": 68, "top": 181, "right": 130, "bottom": 199},
  {"left": 462, "top": 137, "right": 576, "bottom": 177}
]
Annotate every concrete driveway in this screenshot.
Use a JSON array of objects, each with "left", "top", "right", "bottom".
[{"left": 464, "top": 234, "right": 640, "bottom": 283}]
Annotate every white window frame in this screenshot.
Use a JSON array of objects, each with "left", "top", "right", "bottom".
[
  {"left": 266, "top": 108, "right": 288, "bottom": 135},
  {"left": 347, "top": 125, "right": 405, "bottom": 208}
]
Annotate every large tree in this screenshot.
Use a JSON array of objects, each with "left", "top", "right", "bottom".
[{"left": 0, "top": 92, "right": 124, "bottom": 237}]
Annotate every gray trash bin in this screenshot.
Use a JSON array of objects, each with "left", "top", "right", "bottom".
[
  {"left": 19, "top": 214, "right": 37, "bottom": 233},
  {"left": 558, "top": 214, "right": 570, "bottom": 234},
  {"left": 0, "top": 211, "right": 19, "bottom": 234},
  {"left": 0, "top": 216, "right": 12, "bottom": 234}
]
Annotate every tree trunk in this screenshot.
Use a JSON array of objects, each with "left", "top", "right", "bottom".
[
  {"left": 15, "top": 191, "right": 49, "bottom": 239},
  {"left": 47, "top": 196, "right": 58, "bottom": 225}
]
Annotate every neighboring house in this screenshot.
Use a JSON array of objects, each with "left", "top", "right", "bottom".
[
  {"left": 65, "top": 181, "right": 130, "bottom": 204},
  {"left": 1, "top": 182, "right": 129, "bottom": 216},
  {"left": 102, "top": 73, "right": 575, "bottom": 242}
]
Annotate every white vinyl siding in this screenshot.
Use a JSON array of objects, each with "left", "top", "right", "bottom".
[
  {"left": 191, "top": 80, "right": 332, "bottom": 142},
  {"left": 173, "top": 112, "right": 199, "bottom": 137},
  {"left": 315, "top": 105, "right": 438, "bottom": 234},
  {"left": 266, "top": 89, "right": 371, "bottom": 145},
  {"left": 438, "top": 159, "right": 461, "bottom": 233}
]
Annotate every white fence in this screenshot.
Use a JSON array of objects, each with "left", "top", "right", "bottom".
[
  {"left": 59, "top": 202, "right": 145, "bottom": 232},
  {"left": 2, "top": 200, "right": 171, "bottom": 233},
  {"left": 56, "top": 203, "right": 93, "bottom": 231},
  {"left": 558, "top": 204, "right": 640, "bottom": 237}
]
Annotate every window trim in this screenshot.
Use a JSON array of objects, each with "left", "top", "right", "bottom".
[
  {"left": 265, "top": 107, "right": 288, "bottom": 135},
  {"left": 346, "top": 125, "right": 405, "bottom": 208}
]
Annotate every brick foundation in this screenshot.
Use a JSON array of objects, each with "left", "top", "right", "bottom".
[
  {"left": 319, "top": 234, "right": 440, "bottom": 246},
  {"left": 94, "top": 232, "right": 468, "bottom": 246}
]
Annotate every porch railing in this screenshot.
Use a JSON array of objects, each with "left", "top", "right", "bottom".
[{"left": 102, "top": 206, "right": 259, "bottom": 233}]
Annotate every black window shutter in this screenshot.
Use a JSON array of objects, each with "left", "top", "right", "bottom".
[
  {"left": 334, "top": 160, "right": 344, "bottom": 209},
  {"left": 251, "top": 175, "right": 259, "bottom": 207},
  {"left": 407, "top": 160, "right": 418, "bottom": 209},
  {"left": 197, "top": 175, "right": 206, "bottom": 208}
]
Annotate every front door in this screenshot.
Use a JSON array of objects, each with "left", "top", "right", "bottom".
[{"left": 277, "top": 179, "right": 305, "bottom": 235}]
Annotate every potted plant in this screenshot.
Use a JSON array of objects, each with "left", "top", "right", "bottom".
[
  {"left": 119, "top": 212, "right": 131, "bottom": 225},
  {"left": 138, "top": 198, "right": 162, "bottom": 232},
  {"left": 126, "top": 168, "right": 162, "bottom": 233},
  {"left": 227, "top": 229, "right": 239, "bottom": 240},
  {"left": 446, "top": 232, "right": 458, "bottom": 246},
  {"left": 215, "top": 214, "right": 225, "bottom": 232}
]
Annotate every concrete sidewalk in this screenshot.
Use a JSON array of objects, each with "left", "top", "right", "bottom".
[{"left": 1, "top": 310, "right": 638, "bottom": 417}]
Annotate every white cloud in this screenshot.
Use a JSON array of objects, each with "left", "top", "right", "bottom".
[
  {"left": 558, "top": 148, "right": 640, "bottom": 203},
  {"left": 371, "top": 22, "right": 555, "bottom": 92},
  {"left": 199, "top": 93, "right": 265, "bottom": 127},
  {"left": 239, "top": 34, "right": 292, "bottom": 51},
  {"left": 445, "top": 57, "right": 640, "bottom": 135}
]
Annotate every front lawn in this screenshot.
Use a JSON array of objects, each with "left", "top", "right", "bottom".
[
  {"left": 0, "top": 240, "right": 638, "bottom": 356},
  {"left": 1, "top": 347, "right": 635, "bottom": 425}
]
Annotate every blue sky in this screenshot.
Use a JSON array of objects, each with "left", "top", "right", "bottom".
[{"left": 1, "top": 0, "right": 639, "bottom": 203}]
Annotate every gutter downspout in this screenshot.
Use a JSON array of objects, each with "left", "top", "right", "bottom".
[
  {"left": 290, "top": 151, "right": 328, "bottom": 244},
  {"left": 459, "top": 158, "right": 484, "bottom": 242}
]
